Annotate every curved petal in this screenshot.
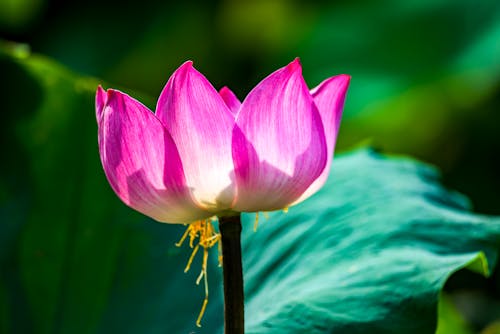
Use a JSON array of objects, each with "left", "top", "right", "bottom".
[
  {"left": 155, "top": 61, "right": 236, "bottom": 211},
  {"left": 232, "top": 59, "right": 327, "bottom": 212},
  {"left": 219, "top": 86, "right": 241, "bottom": 115},
  {"left": 293, "top": 74, "right": 350, "bottom": 204},
  {"left": 98, "top": 88, "right": 210, "bottom": 224},
  {"left": 95, "top": 85, "right": 106, "bottom": 122}
]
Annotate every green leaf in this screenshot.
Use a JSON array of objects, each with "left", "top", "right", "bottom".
[
  {"left": 239, "top": 149, "right": 500, "bottom": 333},
  {"left": 436, "top": 293, "right": 473, "bottom": 334},
  {"left": 1, "top": 46, "right": 500, "bottom": 334}
]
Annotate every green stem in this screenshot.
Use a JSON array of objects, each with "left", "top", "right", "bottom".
[{"left": 219, "top": 215, "right": 245, "bottom": 334}]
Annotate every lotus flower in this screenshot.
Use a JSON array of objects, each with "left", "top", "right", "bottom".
[{"left": 96, "top": 59, "right": 350, "bottom": 224}]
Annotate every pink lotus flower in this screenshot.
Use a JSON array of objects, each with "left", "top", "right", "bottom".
[{"left": 96, "top": 59, "right": 350, "bottom": 224}]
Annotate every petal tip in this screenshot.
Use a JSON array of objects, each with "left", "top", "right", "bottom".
[
  {"left": 105, "top": 88, "right": 120, "bottom": 100},
  {"left": 95, "top": 85, "right": 107, "bottom": 122},
  {"left": 219, "top": 86, "right": 241, "bottom": 115},
  {"left": 96, "top": 85, "right": 106, "bottom": 101},
  {"left": 171, "top": 60, "right": 198, "bottom": 85},
  {"left": 97, "top": 84, "right": 105, "bottom": 93},
  {"left": 286, "top": 57, "right": 302, "bottom": 73},
  {"left": 337, "top": 75, "right": 351, "bottom": 93},
  {"left": 178, "top": 60, "right": 194, "bottom": 72},
  {"left": 339, "top": 74, "right": 351, "bottom": 85}
]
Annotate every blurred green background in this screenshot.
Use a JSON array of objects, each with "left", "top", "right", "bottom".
[{"left": 1, "top": 0, "right": 499, "bottom": 333}]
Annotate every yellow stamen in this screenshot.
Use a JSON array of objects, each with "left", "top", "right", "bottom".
[
  {"left": 283, "top": 207, "right": 289, "bottom": 213},
  {"left": 196, "top": 298, "right": 208, "bottom": 327},
  {"left": 175, "top": 218, "right": 221, "bottom": 327},
  {"left": 184, "top": 244, "right": 199, "bottom": 273},
  {"left": 253, "top": 212, "right": 259, "bottom": 232},
  {"left": 175, "top": 225, "right": 190, "bottom": 247},
  {"left": 217, "top": 240, "right": 223, "bottom": 267}
]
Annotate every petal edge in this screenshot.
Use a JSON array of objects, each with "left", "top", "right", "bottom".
[
  {"left": 232, "top": 59, "right": 327, "bottom": 211},
  {"left": 219, "top": 86, "right": 241, "bottom": 115},
  {"left": 155, "top": 62, "right": 236, "bottom": 211},
  {"left": 98, "top": 88, "right": 210, "bottom": 223},
  {"left": 293, "top": 74, "right": 350, "bottom": 204},
  {"left": 95, "top": 85, "right": 106, "bottom": 122}
]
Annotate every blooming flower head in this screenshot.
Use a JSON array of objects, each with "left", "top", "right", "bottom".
[{"left": 96, "top": 59, "right": 350, "bottom": 224}]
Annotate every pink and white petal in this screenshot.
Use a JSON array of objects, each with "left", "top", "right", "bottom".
[
  {"left": 232, "top": 59, "right": 327, "bottom": 212},
  {"left": 155, "top": 62, "right": 236, "bottom": 211},
  {"left": 311, "top": 74, "right": 350, "bottom": 141},
  {"left": 95, "top": 85, "right": 106, "bottom": 122},
  {"left": 219, "top": 86, "right": 241, "bottom": 115},
  {"left": 98, "top": 88, "right": 210, "bottom": 224},
  {"left": 293, "top": 74, "right": 350, "bottom": 204}
]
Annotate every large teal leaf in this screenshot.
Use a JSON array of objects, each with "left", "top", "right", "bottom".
[
  {"left": 240, "top": 149, "right": 500, "bottom": 333},
  {"left": 1, "top": 46, "right": 499, "bottom": 334}
]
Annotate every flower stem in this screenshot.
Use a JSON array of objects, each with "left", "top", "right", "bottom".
[{"left": 219, "top": 215, "right": 244, "bottom": 334}]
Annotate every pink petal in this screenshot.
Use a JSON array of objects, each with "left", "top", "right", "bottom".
[
  {"left": 219, "top": 86, "right": 241, "bottom": 114},
  {"left": 98, "top": 88, "right": 210, "bottom": 224},
  {"left": 293, "top": 74, "right": 350, "bottom": 204},
  {"left": 95, "top": 85, "right": 106, "bottom": 122},
  {"left": 311, "top": 74, "right": 350, "bottom": 136},
  {"left": 232, "top": 59, "right": 328, "bottom": 211},
  {"left": 155, "top": 61, "right": 236, "bottom": 211}
]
